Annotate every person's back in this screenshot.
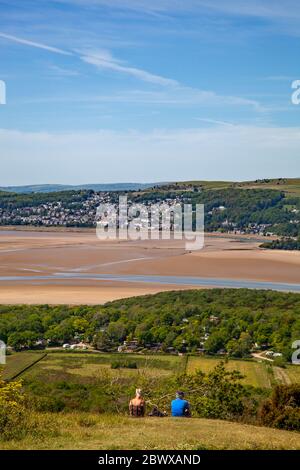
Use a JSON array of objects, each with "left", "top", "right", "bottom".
[
  {"left": 129, "top": 388, "right": 145, "bottom": 417},
  {"left": 171, "top": 391, "right": 190, "bottom": 417}
]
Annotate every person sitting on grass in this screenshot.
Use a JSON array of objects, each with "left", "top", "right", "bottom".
[
  {"left": 171, "top": 391, "right": 191, "bottom": 417},
  {"left": 129, "top": 388, "right": 145, "bottom": 417}
]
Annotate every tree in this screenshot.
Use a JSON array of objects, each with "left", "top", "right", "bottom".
[
  {"left": 92, "top": 331, "right": 112, "bottom": 351},
  {"left": 7, "top": 332, "right": 25, "bottom": 351},
  {"left": 227, "top": 332, "right": 252, "bottom": 357},
  {"left": 107, "top": 322, "right": 127, "bottom": 344},
  {"left": 73, "top": 318, "right": 89, "bottom": 334},
  {"left": 205, "top": 331, "right": 227, "bottom": 354}
]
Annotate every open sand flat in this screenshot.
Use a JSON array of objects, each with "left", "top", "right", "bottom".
[
  {"left": 117, "top": 246, "right": 300, "bottom": 283},
  {"left": 0, "top": 281, "right": 194, "bottom": 305},
  {"left": 0, "top": 229, "right": 299, "bottom": 304}
]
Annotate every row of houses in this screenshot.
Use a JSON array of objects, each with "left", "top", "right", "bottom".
[{"left": 0, "top": 193, "right": 110, "bottom": 227}]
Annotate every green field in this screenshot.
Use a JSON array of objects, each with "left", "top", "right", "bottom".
[
  {"left": 186, "top": 357, "right": 274, "bottom": 388},
  {"left": 3, "top": 352, "right": 299, "bottom": 390},
  {"left": 1, "top": 352, "right": 46, "bottom": 381},
  {"left": 22, "top": 352, "right": 185, "bottom": 379}
]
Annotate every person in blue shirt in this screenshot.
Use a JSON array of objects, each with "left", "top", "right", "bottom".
[{"left": 171, "top": 391, "right": 191, "bottom": 417}]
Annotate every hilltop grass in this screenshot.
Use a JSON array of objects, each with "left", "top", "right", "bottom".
[
  {"left": 0, "top": 412, "right": 299, "bottom": 450},
  {"left": 154, "top": 178, "right": 300, "bottom": 196},
  {"left": 239, "top": 178, "right": 300, "bottom": 197}
]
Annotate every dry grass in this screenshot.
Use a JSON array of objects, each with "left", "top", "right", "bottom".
[
  {"left": 0, "top": 413, "right": 299, "bottom": 450},
  {"left": 285, "top": 365, "right": 300, "bottom": 384}
]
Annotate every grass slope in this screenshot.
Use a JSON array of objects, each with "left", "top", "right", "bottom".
[{"left": 0, "top": 413, "right": 299, "bottom": 450}]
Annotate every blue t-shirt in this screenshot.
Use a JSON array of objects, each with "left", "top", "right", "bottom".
[{"left": 171, "top": 398, "right": 189, "bottom": 417}]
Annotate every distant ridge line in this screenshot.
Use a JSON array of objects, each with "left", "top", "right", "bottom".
[{"left": 0, "top": 182, "right": 165, "bottom": 194}]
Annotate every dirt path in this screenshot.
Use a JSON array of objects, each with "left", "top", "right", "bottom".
[
  {"left": 273, "top": 366, "right": 292, "bottom": 385},
  {"left": 252, "top": 352, "right": 273, "bottom": 362}
]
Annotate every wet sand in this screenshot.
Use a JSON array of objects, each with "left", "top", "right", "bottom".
[
  {"left": 0, "top": 281, "right": 194, "bottom": 305},
  {"left": 0, "top": 229, "right": 299, "bottom": 304}
]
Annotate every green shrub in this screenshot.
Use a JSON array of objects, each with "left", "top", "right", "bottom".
[
  {"left": 34, "top": 396, "right": 66, "bottom": 412},
  {"left": 111, "top": 360, "right": 138, "bottom": 369}
]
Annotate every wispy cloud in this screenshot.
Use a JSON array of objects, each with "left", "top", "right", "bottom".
[
  {"left": 0, "top": 32, "right": 177, "bottom": 87},
  {"left": 193, "top": 0, "right": 300, "bottom": 20},
  {"left": 0, "top": 32, "right": 73, "bottom": 56},
  {"left": 79, "top": 51, "right": 262, "bottom": 108},
  {"left": 15, "top": 88, "right": 262, "bottom": 112},
  {"left": 196, "top": 118, "right": 236, "bottom": 127},
  {"left": 80, "top": 50, "right": 179, "bottom": 86},
  {"left": 48, "top": 64, "right": 80, "bottom": 77},
  {"left": 55, "top": 0, "right": 300, "bottom": 20},
  {"left": 54, "top": 0, "right": 300, "bottom": 40},
  {"left": 0, "top": 32, "right": 262, "bottom": 110}
]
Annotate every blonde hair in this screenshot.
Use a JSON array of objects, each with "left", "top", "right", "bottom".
[{"left": 135, "top": 388, "right": 142, "bottom": 398}]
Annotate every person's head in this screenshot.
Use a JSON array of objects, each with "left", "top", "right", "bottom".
[
  {"left": 176, "top": 391, "right": 185, "bottom": 399},
  {"left": 135, "top": 388, "right": 143, "bottom": 398}
]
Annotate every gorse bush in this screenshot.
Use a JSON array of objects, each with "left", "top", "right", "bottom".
[
  {"left": 0, "top": 373, "right": 25, "bottom": 440},
  {"left": 0, "top": 373, "right": 63, "bottom": 441},
  {"left": 259, "top": 384, "right": 300, "bottom": 431}
]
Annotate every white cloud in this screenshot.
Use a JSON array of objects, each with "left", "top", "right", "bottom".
[{"left": 0, "top": 126, "right": 299, "bottom": 185}]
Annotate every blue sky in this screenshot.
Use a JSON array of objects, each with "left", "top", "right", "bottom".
[{"left": 0, "top": 0, "right": 300, "bottom": 185}]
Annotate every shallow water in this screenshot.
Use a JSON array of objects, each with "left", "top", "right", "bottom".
[{"left": 0, "top": 273, "right": 299, "bottom": 293}]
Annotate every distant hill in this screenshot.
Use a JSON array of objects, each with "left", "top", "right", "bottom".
[
  {"left": 0, "top": 182, "right": 161, "bottom": 194},
  {"left": 2, "top": 178, "right": 299, "bottom": 195}
]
